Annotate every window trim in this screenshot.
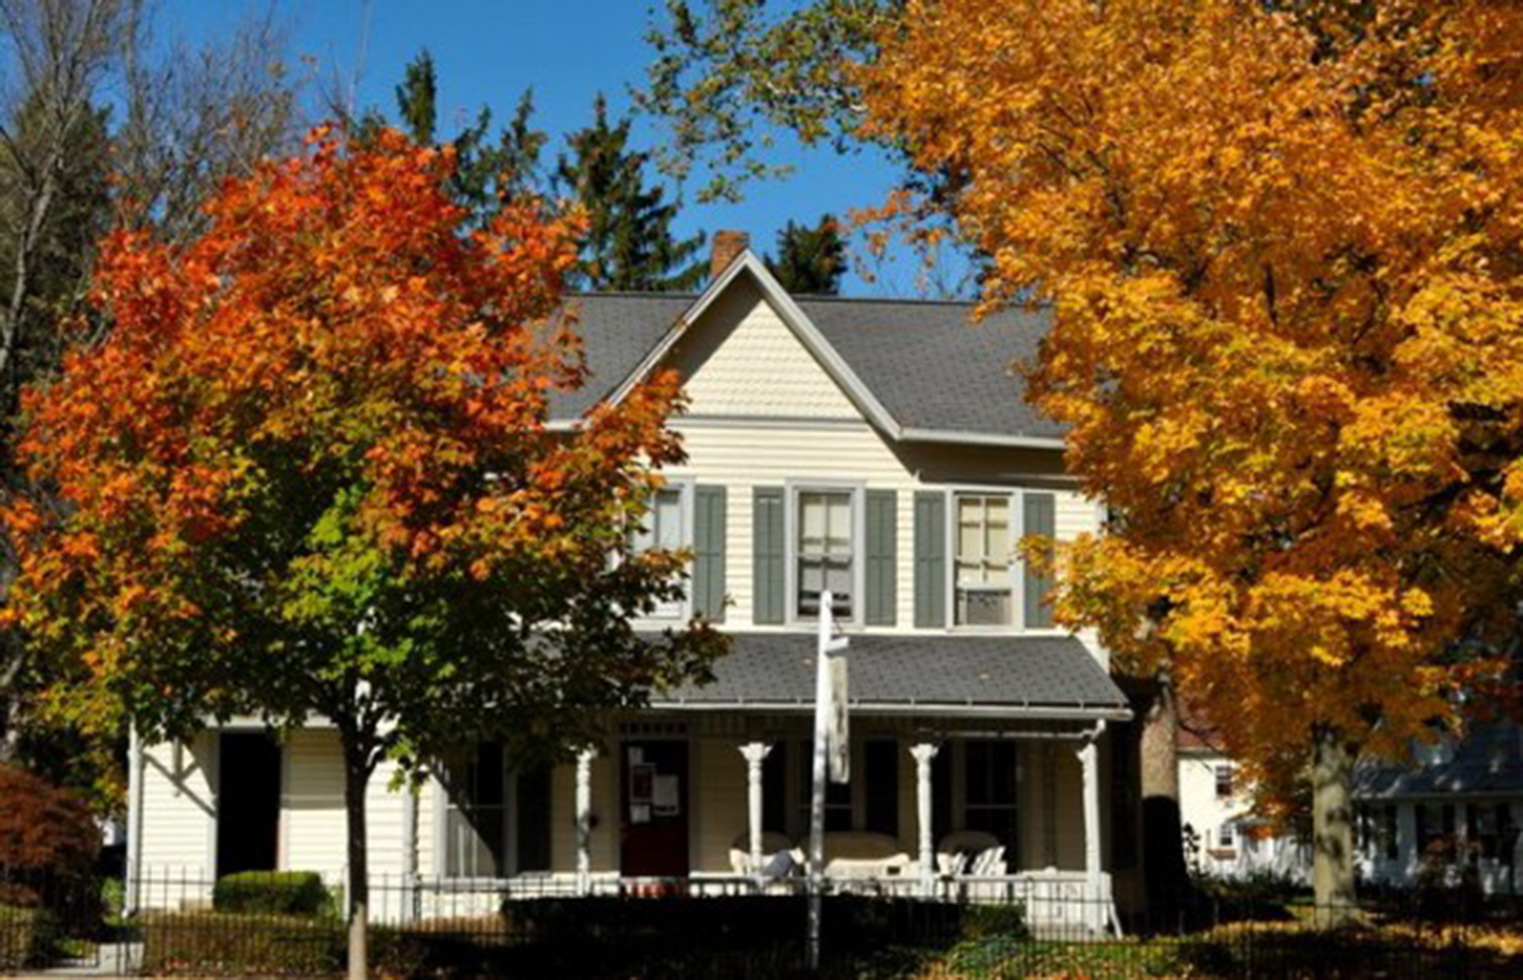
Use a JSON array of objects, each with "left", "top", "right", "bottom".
[
  {"left": 630, "top": 477, "right": 696, "bottom": 622},
  {"left": 785, "top": 480, "right": 867, "bottom": 626},
  {"left": 939, "top": 484, "right": 1066, "bottom": 633},
  {"left": 435, "top": 746, "right": 551, "bottom": 882}
]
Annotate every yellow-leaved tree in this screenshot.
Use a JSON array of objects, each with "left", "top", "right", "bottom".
[{"left": 864, "top": 0, "right": 1523, "bottom": 912}]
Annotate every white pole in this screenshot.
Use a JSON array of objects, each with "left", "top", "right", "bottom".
[
  {"left": 124, "top": 724, "right": 146, "bottom": 915},
  {"left": 806, "top": 591, "right": 835, "bottom": 972}
]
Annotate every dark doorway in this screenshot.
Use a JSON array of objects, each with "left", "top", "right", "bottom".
[
  {"left": 620, "top": 740, "right": 689, "bottom": 877},
  {"left": 216, "top": 732, "right": 281, "bottom": 878}
]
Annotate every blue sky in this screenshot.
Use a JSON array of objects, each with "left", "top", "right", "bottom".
[{"left": 160, "top": 0, "right": 959, "bottom": 297}]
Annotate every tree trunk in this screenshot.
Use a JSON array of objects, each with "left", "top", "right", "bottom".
[
  {"left": 1137, "top": 675, "right": 1189, "bottom": 931},
  {"left": 1312, "top": 725, "right": 1356, "bottom": 927},
  {"left": 341, "top": 734, "right": 371, "bottom": 980}
]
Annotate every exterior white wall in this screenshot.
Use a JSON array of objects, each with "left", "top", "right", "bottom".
[
  {"left": 1179, "top": 748, "right": 1309, "bottom": 882},
  {"left": 654, "top": 280, "right": 1100, "bottom": 649},
  {"left": 139, "top": 734, "right": 217, "bottom": 880}
]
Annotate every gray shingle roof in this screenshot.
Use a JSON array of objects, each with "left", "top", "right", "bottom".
[
  {"left": 547, "top": 288, "right": 1061, "bottom": 442},
  {"left": 547, "top": 293, "right": 692, "bottom": 421},
  {"left": 1353, "top": 723, "right": 1523, "bottom": 799},
  {"left": 656, "top": 633, "right": 1126, "bottom": 712},
  {"left": 797, "top": 297, "right": 1061, "bottom": 441}
]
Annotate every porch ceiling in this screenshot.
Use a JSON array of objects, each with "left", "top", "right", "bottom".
[{"left": 655, "top": 633, "right": 1129, "bottom": 718}]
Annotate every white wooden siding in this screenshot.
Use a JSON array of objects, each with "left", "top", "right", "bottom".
[
  {"left": 673, "top": 282, "right": 859, "bottom": 420},
  {"left": 140, "top": 735, "right": 217, "bottom": 878}
]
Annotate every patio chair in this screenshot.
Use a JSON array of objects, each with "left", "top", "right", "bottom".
[
  {"left": 728, "top": 831, "right": 796, "bottom": 876},
  {"left": 936, "top": 831, "right": 1006, "bottom": 877}
]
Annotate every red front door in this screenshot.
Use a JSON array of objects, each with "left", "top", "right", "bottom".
[{"left": 620, "top": 740, "right": 689, "bottom": 877}]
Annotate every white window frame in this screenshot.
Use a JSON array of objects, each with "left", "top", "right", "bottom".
[
  {"left": 1214, "top": 764, "right": 1234, "bottom": 799},
  {"left": 438, "top": 743, "right": 509, "bottom": 882},
  {"left": 785, "top": 480, "right": 867, "bottom": 626},
  {"left": 628, "top": 477, "right": 695, "bottom": 621},
  {"left": 940, "top": 485, "right": 1065, "bottom": 633}
]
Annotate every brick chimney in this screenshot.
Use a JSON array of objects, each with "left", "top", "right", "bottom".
[{"left": 709, "top": 230, "right": 750, "bottom": 281}]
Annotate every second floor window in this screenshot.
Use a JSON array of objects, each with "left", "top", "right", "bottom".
[
  {"left": 630, "top": 485, "right": 689, "bottom": 618},
  {"left": 797, "top": 490, "right": 854, "bottom": 619},
  {"left": 1214, "top": 764, "right": 1234, "bottom": 798},
  {"left": 955, "top": 494, "right": 1012, "bottom": 626}
]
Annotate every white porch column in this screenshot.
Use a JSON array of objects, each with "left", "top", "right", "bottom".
[
  {"left": 1076, "top": 729, "right": 1104, "bottom": 933},
  {"left": 911, "top": 743, "right": 940, "bottom": 897},
  {"left": 575, "top": 748, "right": 596, "bottom": 896},
  {"left": 739, "top": 742, "right": 772, "bottom": 881}
]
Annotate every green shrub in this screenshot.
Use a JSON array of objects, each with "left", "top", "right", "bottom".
[
  {"left": 211, "top": 871, "right": 333, "bottom": 917},
  {"left": 0, "top": 904, "right": 60, "bottom": 971},
  {"left": 960, "top": 901, "right": 1029, "bottom": 941}
]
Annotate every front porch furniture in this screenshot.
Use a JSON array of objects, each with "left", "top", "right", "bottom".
[
  {"left": 728, "top": 831, "right": 796, "bottom": 876},
  {"left": 935, "top": 831, "right": 1005, "bottom": 877},
  {"left": 821, "top": 831, "right": 913, "bottom": 879}
]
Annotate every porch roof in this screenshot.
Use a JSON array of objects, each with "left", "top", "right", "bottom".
[{"left": 656, "top": 633, "right": 1129, "bottom": 718}]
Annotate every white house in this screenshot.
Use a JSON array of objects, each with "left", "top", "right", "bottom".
[
  {"left": 124, "top": 235, "right": 1142, "bottom": 929},
  {"left": 1177, "top": 729, "right": 1309, "bottom": 883},
  {"left": 1353, "top": 721, "right": 1523, "bottom": 897}
]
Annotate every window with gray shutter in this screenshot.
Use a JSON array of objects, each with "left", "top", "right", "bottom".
[
  {"left": 753, "top": 487, "right": 785, "bottom": 624},
  {"left": 693, "top": 485, "right": 726, "bottom": 621},
  {"left": 913, "top": 491, "right": 947, "bottom": 628},
  {"left": 1022, "top": 492, "right": 1056, "bottom": 628},
  {"left": 864, "top": 490, "right": 897, "bottom": 626}
]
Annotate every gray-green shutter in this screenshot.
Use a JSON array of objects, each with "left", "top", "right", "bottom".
[
  {"left": 913, "top": 491, "right": 947, "bottom": 628},
  {"left": 693, "top": 485, "right": 726, "bottom": 622},
  {"left": 865, "top": 490, "right": 897, "bottom": 626},
  {"left": 1023, "top": 492, "right": 1056, "bottom": 628},
  {"left": 753, "top": 487, "right": 785, "bottom": 624}
]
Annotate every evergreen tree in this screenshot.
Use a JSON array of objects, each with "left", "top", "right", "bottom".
[
  {"left": 375, "top": 51, "right": 548, "bottom": 231},
  {"left": 766, "top": 215, "right": 845, "bottom": 295},
  {"left": 555, "top": 94, "right": 705, "bottom": 292},
  {"left": 394, "top": 49, "right": 437, "bottom": 146}
]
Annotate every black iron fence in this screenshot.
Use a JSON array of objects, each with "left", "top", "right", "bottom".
[{"left": 4, "top": 868, "right": 1523, "bottom": 977}]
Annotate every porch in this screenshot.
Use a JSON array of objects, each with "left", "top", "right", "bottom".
[{"left": 429, "top": 635, "right": 1133, "bottom": 933}]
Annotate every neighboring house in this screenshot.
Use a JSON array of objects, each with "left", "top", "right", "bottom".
[
  {"left": 125, "top": 235, "right": 1141, "bottom": 928},
  {"left": 1353, "top": 721, "right": 1523, "bottom": 896},
  {"left": 1177, "top": 730, "right": 1309, "bottom": 884}
]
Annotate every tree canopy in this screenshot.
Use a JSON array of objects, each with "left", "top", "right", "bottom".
[
  {"left": 3, "top": 127, "right": 725, "bottom": 973},
  {"left": 862, "top": 0, "right": 1523, "bottom": 906}
]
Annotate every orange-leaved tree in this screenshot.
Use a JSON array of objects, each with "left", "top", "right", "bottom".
[
  {"left": 3, "top": 127, "right": 725, "bottom": 976},
  {"left": 864, "top": 0, "right": 1523, "bottom": 912}
]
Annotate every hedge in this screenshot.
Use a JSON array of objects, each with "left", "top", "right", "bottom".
[
  {"left": 212, "top": 871, "right": 333, "bottom": 917},
  {"left": 0, "top": 904, "right": 59, "bottom": 972}
]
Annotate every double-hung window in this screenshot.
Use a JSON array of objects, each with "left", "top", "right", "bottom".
[
  {"left": 964, "top": 740, "right": 1020, "bottom": 853},
  {"left": 796, "top": 490, "right": 855, "bottom": 619},
  {"left": 954, "top": 494, "right": 1013, "bottom": 626},
  {"left": 443, "top": 743, "right": 506, "bottom": 879},
  {"left": 630, "top": 484, "right": 690, "bottom": 618}
]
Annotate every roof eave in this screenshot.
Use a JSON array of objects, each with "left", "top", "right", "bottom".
[{"left": 898, "top": 427, "right": 1066, "bottom": 450}]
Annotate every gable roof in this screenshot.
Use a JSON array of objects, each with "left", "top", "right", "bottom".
[{"left": 545, "top": 252, "right": 1063, "bottom": 448}]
